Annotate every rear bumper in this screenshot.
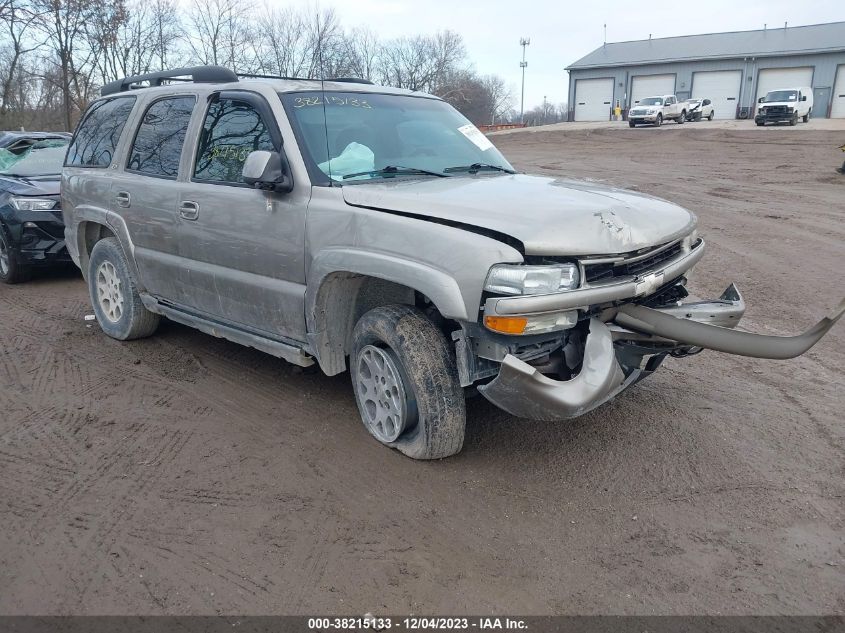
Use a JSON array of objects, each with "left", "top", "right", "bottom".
[{"left": 478, "top": 285, "right": 844, "bottom": 421}]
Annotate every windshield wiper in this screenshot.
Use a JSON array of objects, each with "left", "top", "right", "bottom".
[
  {"left": 342, "top": 165, "right": 447, "bottom": 180},
  {"left": 443, "top": 163, "right": 515, "bottom": 174}
]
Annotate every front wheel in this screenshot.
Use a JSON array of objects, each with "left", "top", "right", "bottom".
[
  {"left": 628, "top": 121, "right": 635, "bottom": 128},
  {"left": 351, "top": 305, "right": 465, "bottom": 460},
  {"left": 789, "top": 115, "right": 798, "bottom": 126},
  {"left": 708, "top": 111, "right": 714, "bottom": 121},
  {"left": 87, "top": 237, "right": 160, "bottom": 340},
  {"left": 655, "top": 114, "right": 663, "bottom": 127},
  {"left": 802, "top": 111, "right": 810, "bottom": 122},
  {"left": 0, "top": 224, "right": 31, "bottom": 284}
]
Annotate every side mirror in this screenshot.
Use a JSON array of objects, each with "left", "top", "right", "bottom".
[
  {"left": 243, "top": 150, "right": 293, "bottom": 193},
  {"left": 801, "top": 95, "right": 807, "bottom": 102}
]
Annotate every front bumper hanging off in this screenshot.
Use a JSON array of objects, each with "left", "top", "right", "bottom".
[{"left": 478, "top": 284, "right": 845, "bottom": 421}]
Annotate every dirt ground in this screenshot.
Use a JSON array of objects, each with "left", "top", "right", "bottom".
[{"left": 1, "top": 123, "right": 843, "bottom": 616}]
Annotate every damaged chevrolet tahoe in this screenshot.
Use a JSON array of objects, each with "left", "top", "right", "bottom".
[{"left": 62, "top": 67, "right": 844, "bottom": 459}]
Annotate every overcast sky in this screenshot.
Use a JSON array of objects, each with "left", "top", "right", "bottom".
[{"left": 323, "top": 0, "right": 844, "bottom": 111}]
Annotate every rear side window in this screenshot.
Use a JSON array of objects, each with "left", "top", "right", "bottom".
[
  {"left": 127, "top": 96, "right": 196, "bottom": 178},
  {"left": 66, "top": 97, "right": 136, "bottom": 167},
  {"left": 193, "top": 98, "right": 275, "bottom": 184}
]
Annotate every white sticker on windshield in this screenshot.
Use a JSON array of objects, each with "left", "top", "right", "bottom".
[{"left": 458, "top": 124, "right": 494, "bottom": 151}]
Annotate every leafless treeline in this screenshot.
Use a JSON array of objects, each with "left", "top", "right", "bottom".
[{"left": 0, "top": 0, "right": 516, "bottom": 131}]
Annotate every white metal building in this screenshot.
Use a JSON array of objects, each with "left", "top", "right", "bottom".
[{"left": 566, "top": 21, "right": 845, "bottom": 121}]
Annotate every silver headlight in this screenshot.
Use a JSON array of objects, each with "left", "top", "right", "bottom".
[
  {"left": 11, "top": 197, "right": 57, "bottom": 211},
  {"left": 484, "top": 263, "right": 580, "bottom": 296}
]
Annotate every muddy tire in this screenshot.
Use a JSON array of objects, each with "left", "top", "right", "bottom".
[
  {"left": 0, "top": 224, "right": 31, "bottom": 284},
  {"left": 351, "top": 304, "right": 465, "bottom": 460},
  {"left": 87, "top": 237, "right": 160, "bottom": 341}
]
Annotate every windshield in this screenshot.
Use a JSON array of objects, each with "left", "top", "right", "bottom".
[
  {"left": 764, "top": 90, "right": 798, "bottom": 103},
  {"left": 637, "top": 97, "right": 663, "bottom": 106},
  {"left": 0, "top": 140, "right": 68, "bottom": 177},
  {"left": 281, "top": 91, "right": 513, "bottom": 182}
]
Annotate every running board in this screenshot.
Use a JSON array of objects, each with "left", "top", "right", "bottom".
[
  {"left": 141, "top": 296, "right": 314, "bottom": 367},
  {"left": 615, "top": 297, "right": 845, "bottom": 360}
]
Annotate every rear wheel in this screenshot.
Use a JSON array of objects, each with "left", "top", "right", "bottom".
[
  {"left": 0, "top": 224, "right": 31, "bottom": 284},
  {"left": 87, "top": 237, "right": 160, "bottom": 340},
  {"left": 351, "top": 304, "right": 465, "bottom": 460},
  {"left": 677, "top": 111, "right": 686, "bottom": 124}
]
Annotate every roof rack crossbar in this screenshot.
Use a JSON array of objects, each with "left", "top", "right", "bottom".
[{"left": 101, "top": 66, "right": 238, "bottom": 96}]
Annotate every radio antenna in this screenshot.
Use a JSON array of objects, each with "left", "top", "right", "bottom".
[{"left": 318, "top": 45, "right": 332, "bottom": 184}]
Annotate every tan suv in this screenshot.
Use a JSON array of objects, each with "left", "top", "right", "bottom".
[{"left": 62, "top": 66, "right": 844, "bottom": 459}]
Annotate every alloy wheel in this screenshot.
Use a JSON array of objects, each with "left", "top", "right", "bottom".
[
  {"left": 356, "top": 344, "right": 409, "bottom": 443},
  {"left": 96, "top": 261, "right": 124, "bottom": 323},
  {"left": 0, "top": 232, "right": 9, "bottom": 276}
]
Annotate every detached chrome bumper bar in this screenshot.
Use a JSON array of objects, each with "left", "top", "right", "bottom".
[
  {"left": 484, "top": 240, "right": 706, "bottom": 316},
  {"left": 478, "top": 285, "right": 844, "bottom": 421}
]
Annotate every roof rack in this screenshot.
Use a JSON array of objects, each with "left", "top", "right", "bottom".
[
  {"left": 237, "top": 72, "right": 374, "bottom": 85},
  {"left": 330, "top": 77, "right": 374, "bottom": 85},
  {"left": 101, "top": 66, "right": 238, "bottom": 96},
  {"left": 100, "top": 66, "right": 376, "bottom": 97}
]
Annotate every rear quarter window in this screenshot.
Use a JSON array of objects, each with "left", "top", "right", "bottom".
[{"left": 66, "top": 96, "right": 136, "bottom": 167}]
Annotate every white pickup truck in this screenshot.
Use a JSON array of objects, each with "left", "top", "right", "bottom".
[{"left": 628, "top": 95, "right": 689, "bottom": 127}]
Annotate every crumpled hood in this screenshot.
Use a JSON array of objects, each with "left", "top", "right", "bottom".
[
  {"left": 342, "top": 173, "right": 696, "bottom": 256},
  {"left": 0, "top": 174, "right": 60, "bottom": 197}
]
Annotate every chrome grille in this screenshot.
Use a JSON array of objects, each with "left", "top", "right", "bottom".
[{"left": 582, "top": 240, "right": 686, "bottom": 284}]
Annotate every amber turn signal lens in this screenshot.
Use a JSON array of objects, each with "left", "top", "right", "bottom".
[{"left": 484, "top": 315, "right": 528, "bottom": 335}]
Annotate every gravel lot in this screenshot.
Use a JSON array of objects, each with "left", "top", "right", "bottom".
[{"left": 1, "top": 122, "right": 843, "bottom": 615}]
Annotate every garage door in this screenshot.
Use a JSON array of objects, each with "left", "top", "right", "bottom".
[
  {"left": 691, "top": 70, "right": 741, "bottom": 120},
  {"left": 574, "top": 78, "right": 613, "bottom": 121},
  {"left": 631, "top": 74, "right": 675, "bottom": 106},
  {"left": 831, "top": 65, "right": 845, "bottom": 118},
  {"left": 755, "top": 67, "right": 813, "bottom": 114}
]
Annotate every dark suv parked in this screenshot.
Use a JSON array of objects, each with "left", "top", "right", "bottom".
[{"left": 0, "top": 133, "right": 71, "bottom": 283}]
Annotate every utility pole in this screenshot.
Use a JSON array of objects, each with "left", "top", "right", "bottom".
[{"left": 519, "top": 37, "right": 530, "bottom": 124}]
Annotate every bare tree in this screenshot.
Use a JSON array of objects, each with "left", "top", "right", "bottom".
[
  {"left": 185, "top": 0, "right": 255, "bottom": 72},
  {"left": 33, "top": 0, "right": 110, "bottom": 129},
  {"left": 0, "top": 0, "right": 43, "bottom": 123},
  {"left": 343, "top": 26, "right": 380, "bottom": 81}
]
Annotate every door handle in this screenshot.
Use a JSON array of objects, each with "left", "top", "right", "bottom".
[
  {"left": 179, "top": 201, "right": 199, "bottom": 221},
  {"left": 115, "top": 191, "right": 131, "bottom": 208}
]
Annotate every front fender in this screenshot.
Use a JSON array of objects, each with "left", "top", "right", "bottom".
[{"left": 307, "top": 248, "right": 470, "bottom": 324}]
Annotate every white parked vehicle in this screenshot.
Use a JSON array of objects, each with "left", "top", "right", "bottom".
[
  {"left": 686, "top": 98, "right": 714, "bottom": 122},
  {"left": 755, "top": 87, "right": 814, "bottom": 126},
  {"left": 628, "top": 95, "right": 689, "bottom": 127}
]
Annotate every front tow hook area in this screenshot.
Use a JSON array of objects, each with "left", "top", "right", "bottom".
[
  {"left": 615, "top": 292, "right": 845, "bottom": 360},
  {"left": 477, "top": 318, "right": 629, "bottom": 421}
]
